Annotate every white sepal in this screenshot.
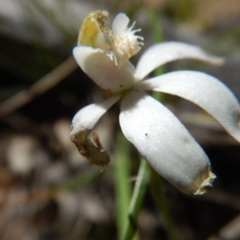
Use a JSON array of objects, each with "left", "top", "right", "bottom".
[
  {"left": 137, "top": 70, "right": 240, "bottom": 143},
  {"left": 71, "top": 95, "right": 120, "bottom": 135},
  {"left": 120, "top": 91, "right": 215, "bottom": 195},
  {"left": 134, "top": 42, "right": 224, "bottom": 80},
  {"left": 70, "top": 95, "right": 120, "bottom": 167}
]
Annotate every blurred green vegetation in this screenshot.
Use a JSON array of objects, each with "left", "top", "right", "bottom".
[{"left": 0, "top": 1, "right": 240, "bottom": 240}]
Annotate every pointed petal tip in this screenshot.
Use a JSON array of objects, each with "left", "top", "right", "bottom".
[
  {"left": 193, "top": 171, "right": 216, "bottom": 195},
  {"left": 70, "top": 130, "right": 110, "bottom": 168},
  {"left": 205, "top": 55, "right": 225, "bottom": 66}
]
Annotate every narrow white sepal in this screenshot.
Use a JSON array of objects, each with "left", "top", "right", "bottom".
[
  {"left": 71, "top": 95, "right": 120, "bottom": 135},
  {"left": 134, "top": 42, "right": 224, "bottom": 80},
  {"left": 70, "top": 95, "right": 120, "bottom": 167},
  {"left": 120, "top": 91, "right": 215, "bottom": 194},
  {"left": 73, "top": 46, "right": 136, "bottom": 93},
  {"left": 137, "top": 70, "right": 240, "bottom": 143}
]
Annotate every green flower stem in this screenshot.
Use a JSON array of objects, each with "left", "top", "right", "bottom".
[
  {"left": 149, "top": 167, "right": 178, "bottom": 240},
  {"left": 115, "top": 132, "right": 132, "bottom": 239},
  {"left": 121, "top": 158, "right": 149, "bottom": 240}
]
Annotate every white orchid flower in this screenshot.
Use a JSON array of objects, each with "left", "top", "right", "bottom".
[{"left": 71, "top": 10, "right": 240, "bottom": 195}]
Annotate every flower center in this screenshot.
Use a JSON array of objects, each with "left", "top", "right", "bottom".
[{"left": 78, "top": 10, "right": 144, "bottom": 67}]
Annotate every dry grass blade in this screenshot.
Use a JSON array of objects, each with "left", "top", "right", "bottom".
[{"left": 0, "top": 56, "right": 77, "bottom": 117}]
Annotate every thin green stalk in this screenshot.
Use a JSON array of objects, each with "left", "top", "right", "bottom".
[
  {"left": 121, "top": 158, "right": 149, "bottom": 240},
  {"left": 149, "top": 167, "right": 178, "bottom": 240},
  {"left": 115, "top": 132, "right": 132, "bottom": 239}
]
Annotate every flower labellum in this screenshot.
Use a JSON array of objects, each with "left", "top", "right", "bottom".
[{"left": 71, "top": 10, "right": 240, "bottom": 195}]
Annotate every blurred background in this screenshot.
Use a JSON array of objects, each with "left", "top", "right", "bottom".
[{"left": 0, "top": 0, "right": 240, "bottom": 239}]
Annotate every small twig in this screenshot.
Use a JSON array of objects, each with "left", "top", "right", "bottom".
[
  {"left": 0, "top": 56, "right": 77, "bottom": 117},
  {"left": 2, "top": 113, "right": 44, "bottom": 136}
]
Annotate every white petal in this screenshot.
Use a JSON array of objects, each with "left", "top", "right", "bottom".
[
  {"left": 137, "top": 70, "right": 240, "bottom": 142},
  {"left": 134, "top": 42, "right": 224, "bottom": 80},
  {"left": 73, "top": 46, "right": 136, "bottom": 93},
  {"left": 70, "top": 95, "right": 120, "bottom": 167},
  {"left": 112, "top": 13, "right": 129, "bottom": 35},
  {"left": 120, "top": 91, "right": 215, "bottom": 194}
]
